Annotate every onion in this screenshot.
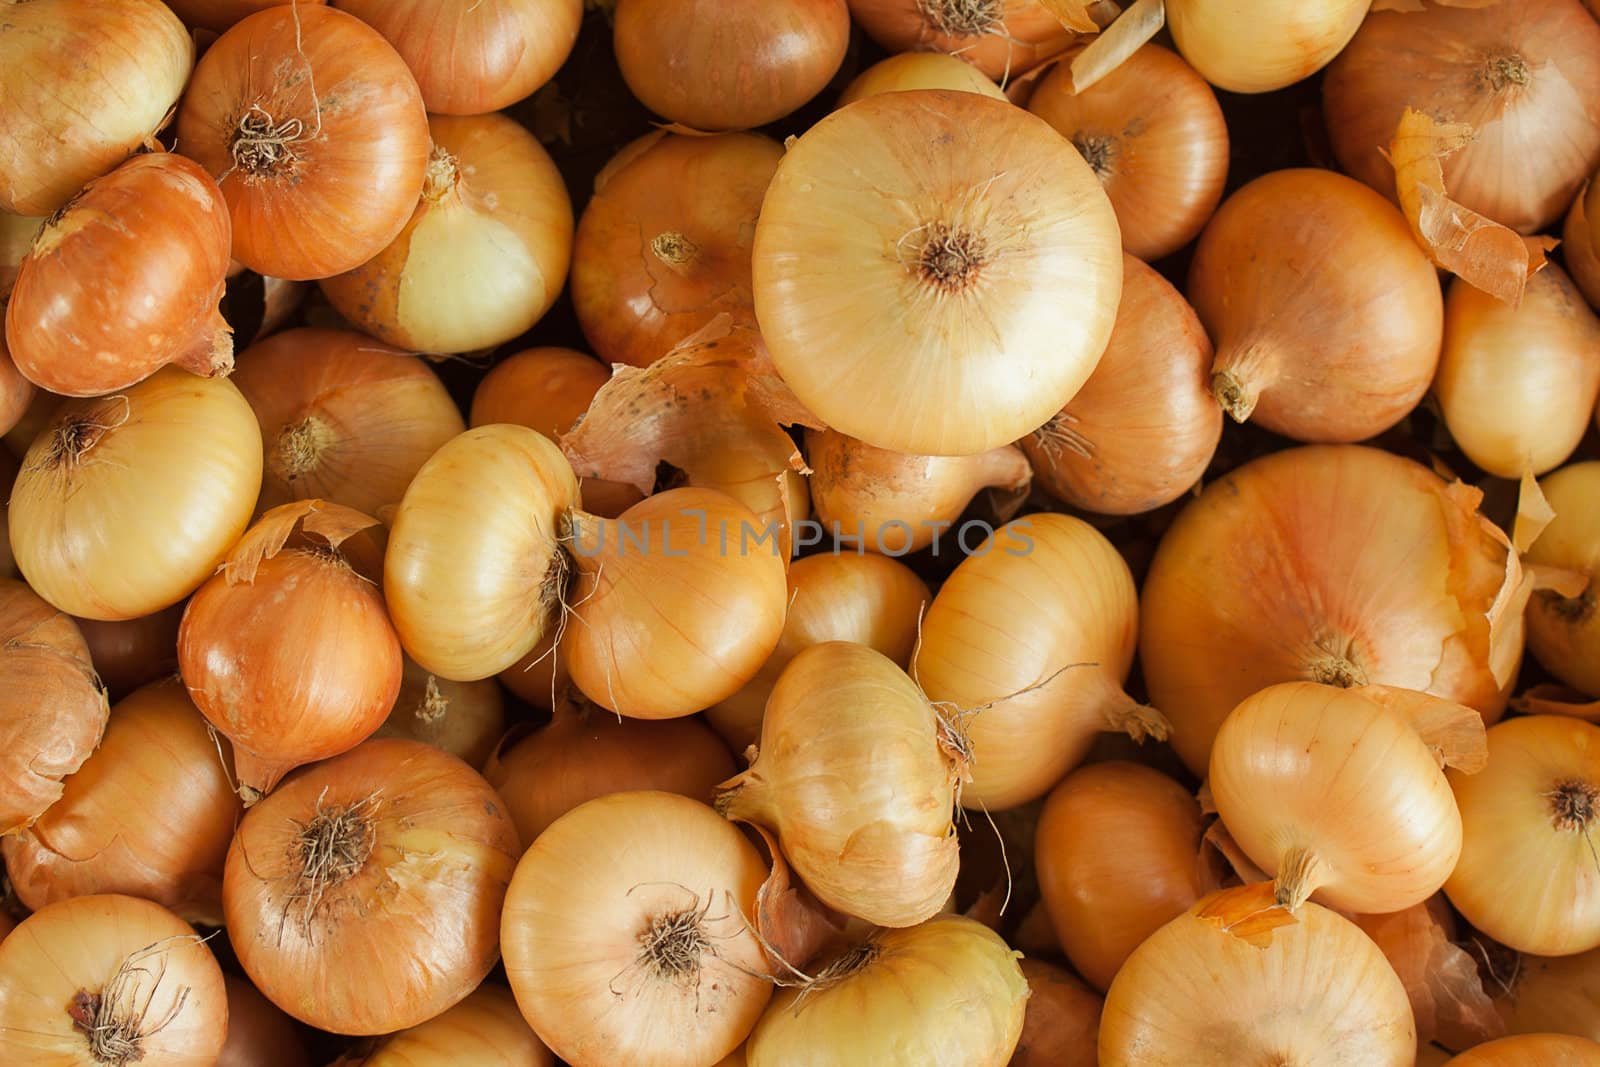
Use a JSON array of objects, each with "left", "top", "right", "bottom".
[
  {"left": 805, "top": 429, "right": 1031, "bottom": 554},
  {"left": 1353, "top": 897, "right": 1502, "bottom": 1051},
  {"left": 167, "top": 0, "right": 326, "bottom": 32},
  {"left": 226, "top": 738, "right": 519, "bottom": 1034},
  {"left": 1011, "top": 959, "right": 1101, "bottom": 1067},
  {"left": 0, "top": 579, "right": 108, "bottom": 835},
  {"left": 0, "top": 894, "right": 226, "bottom": 1065},
  {"left": 0, "top": 448, "right": 15, "bottom": 578},
  {"left": 707, "top": 552, "right": 930, "bottom": 753},
  {"left": 484, "top": 704, "right": 735, "bottom": 847},
  {"left": 0, "top": 211, "right": 42, "bottom": 299},
  {"left": 717, "top": 641, "right": 962, "bottom": 927},
  {"left": 1565, "top": 192, "right": 1600, "bottom": 308},
  {"left": 1099, "top": 884, "right": 1416, "bottom": 1065},
  {"left": 4, "top": 388, "right": 63, "bottom": 460},
  {"left": 838, "top": 52, "right": 1008, "bottom": 105},
  {"left": 1165, "top": 0, "right": 1367, "bottom": 94},
  {"left": 321, "top": 112, "right": 573, "bottom": 354},
  {"left": 2, "top": 677, "right": 239, "bottom": 924},
  {"left": 329, "top": 0, "right": 580, "bottom": 115},
  {"left": 502, "top": 790, "right": 772, "bottom": 1067},
  {"left": 1325, "top": 0, "right": 1600, "bottom": 235},
  {"left": 1445, "top": 715, "right": 1600, "bottom": 956},
  {"left": 334, "top": 983, "right": 552, "bottom": 1065},
  {"left": 220, "top": 973, "right": 310, "bottom": 1067},
  {"left": 1028, "top": 44, "right": 1227, "bottom": 261},
  {"left": 1140, "top": 444, "right": 1525, "bottom": 775},
  {"left": 1189, "top": 168, "right": 1443, "bottom": 442},
  {"left": 175, "top": 5, "right": 430, "bottom": 281},
  {"left": 1022, "top": 253, "right": 1220, "bottom": 515},
  {"left": 0, "top": 0, "right": 193, "bottom": 216},
  {"left": 0, "top": 335, "right": 36, "bottom": 444},
  {"left": 12, "top": 367, "right": 263, "bottom": 620},
  {"left": 752, "top": 89, "right": 1121, "bottom": 456},
  {"left": 72, "top": 604, "right": 184, "bottom": 701},
  {"left": 745, "top": 916, "right": 1028, "bottom": 1066},
  {"left": 915, "top": 514, "right": 1168, "bottom": 810},
  {"left": 231, "top": 327, "right": 464, "bottom": 518},
  {"left": 1495, "top": 946, "right": 1600, "bottom": 1042},
  {"left": 1035, "top": 760, "right": 1207, "bottom": 991},
  {"left": 1436, "top": 266, "right": 1600, "bottom": 477},
  {"left": 612, "top": 0, "right": 849, "bottom": 130},
  {"left": 372, "top": 658, "right": 505, "bottom": 769},
  {"left": 1444, "top": 1034, "right": 1600, "bottom": 1066},
  {"left": 180, "top": 500, "right": 401, "bottom": 799},
  {"left": 846, "top": 0, "right": 1074, "bottom": 81},
  {"left": 472, "top": 347, "right": 606, "bottom": 435},
  {"left": 572, "top": 133, "right": 782, "bottom": 369},
  {"left": 1526, "top": 462, "right": 1600, "bottom": 698}
]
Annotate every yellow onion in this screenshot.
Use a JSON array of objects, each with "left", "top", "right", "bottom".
[
  {"left": 1011, "top": 959, "right": 1101, "bottom": 1067},
  {"left": 838, "top": 52, "right": 1007, "bottom": 105},
  {"left": 845, "top": 0, "right": 1074, "bottom": 81},
  {"left": 1165, "top": 0, "right": 1368, "bottom": 94},
  {"left": 1437, "top": 267, "right": 1600, "bottom": 477},
  {"left": 502, "top": 790, "right": 772, "bottom": 1067},
  {"left": 1445, "top": 715, "right": 1600, "bottom": 956},
  {"left": 10, "top": 367, "right": 263, "bottom": 621},
  {"left": 372, "top": 658, "right": 506, "bottom": 769},
  {"left": 333, "top": 983, "right": 553, "bottom": 1066},
  {"left": 0, "top": 334, "right": 37, "bottom": 445},
  {"left": 1565, "top": 192, "right": 1600, "bottom": 308},
  {"left": 718, "top": 642, "right": 961, "bottom": 927},
  {"left": 1141, "top": 445, "right": 1525, "bottom": 774},
  {"left": 1444, "top": 1034, "right": 1600, "bottom": 1066},
  {"left": 1099, "top": 884, "right": 1416, "bottom": 1065},
  {"left": 1521, "top": 463, "right": 1600, "bottom": 697},
  {"left": 321, "top": 112, "right": 572, "bottom": 354},
  {"left": 752, "top": 89, "right": 1121, "bottom": 456},
  {"left": 219, "top": 972, "right": 311, "bottom": 1067},
  {"left": 72, "top": 604, "right": 183, "bottom": 701},
  {"left": 1353, "top": 896, "right": 1502, "bottom": 1052},
  {"left": 916, "top": 514, "right": 1168, "bottom": 810},
  {"left": 746, "top": 915, "right": 1029, "bottom": 1067},
  {"left": 1495, "top": 946, "right": 1600, "bottom": 1042}
]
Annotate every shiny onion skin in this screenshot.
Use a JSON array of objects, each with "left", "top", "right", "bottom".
[
  {"left": 838, "top": 52, "right": 1008, "bottom": 105},
  {"left": 6, "top": 154, "right": 233, "bottom": 397},
  {"left": 225, "top": 739, "right": 520, "bottom": 1034},
  {"left": 1, "top": 678, "right": 240, "bottom": 925},
  {"left": 753, "top": 89, "right": 1121, "bottom": 456},
  {"left": 231, "top": 328, "right": 464, "bottom": 518},
  {"left": 1011, "top": 959, "right": 1101, "bottom": 1067},
  {"left": 330, "top": 0, "right": 581, "bottom": 115},
  {"left": 1188, "top": 169, "right": 1444, "bottom": 443},
  {"left": 373, "top": 658, "right": 506, "bottom": 769},
  {"left": 72, "top": 604, "right": 183, "bottom": 701},
  {"left": 1166, "top": 0, "right": 1367, "bottom": 95},
  {"left": 572, "top": 133, "right": 782, "bottom": 369},
  {"left": 166, "top": 0, "right": 326, "bottom": 33},
  {"left": 176, "top": 5, "right": 430, "bottom": 281},
  {"left": 1526, "top": 462, "right": 1600, "bottom": 697},
  {"left": 612, "top": 0, "right": 850, "bottom": 131},
  {"left": 10, "top": 367, "right": 264, "bottom": 621},
  {"left": 1444, "top": 1034, "right": 1600, "bottom": 1066},
  {"left": 502, "top": 791, "right": 772, "bottom": 1067},
  {"left": 1099, "top": 886, "right": 1415, "bottom": 1065},
  {"left": 1028, "top": 44, "right": 1228, "bottom": 261},
  {"left": 916, "top": 514, "right": 1166, "bottom": 810},
  {"left": 1022, "top": 254, "right": 1221, "bottom": 515},
  {"left": 336, "top": 984, "right": 554, "bottom": 1066},
  {"left": 1325, "top": 0, "right": 1600, "bottom": 235},
  {"left": 745, "top": 916, "right": 1029, "bottom": 1067},
  {"left": 321, "top": 113, "right": 573, "bottom": 354},
  {"left": 219, "top": 973, "right": 311, "bottom": 1067},
  {"left": 846, "top": 0, "right": 1074, "bottom": 81},
  {"left": 1035, "top": 761, "right": 1208, "bottom": 991},
  {"left": 1141, "top": 445, "right": 1522, "bottom": 775},
  {"left": 0, "top": 0, "right": 194, "bottom": 216}
]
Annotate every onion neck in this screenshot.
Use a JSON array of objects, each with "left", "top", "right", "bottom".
[
  {"left": 1095, "top": 683, "right": 1171, "bottom": 744},
  {"left": 422, "top": 147, "right": 462, "bottom": 205},
  {"left": 1306, "top": 638, "right": 1368, "bottom": 689},
  {"left": 1210, "top": 344, "right": 1277, "bottom": 424},
  {"left": 713, "top": 770, "right": 770, "bottom": 826},
  {"left": 967, "top": 444, "right": 1033, "bottom": 495},
  {"left": 231, "top": 748, "right": 295, "bottom": 805},
  {"left": 1273, "top": 845, "right": 1325, "bottom": 910},
  {"left": 171, "top": 307, "right": 235, "bottom": 380}
]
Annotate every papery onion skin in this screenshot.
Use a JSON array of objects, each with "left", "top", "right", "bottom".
[
  {"left": 219, "top": 973, "right": 311, "bottom": 1067},
  {"left": 373, "top": 658, "right": 505, "bottom": 770},
  {"left": 226, "top": 739, "right": 520, "bottom": 1034},
  {"left": 612, "top": 0, "right": 850, "bottom": 131},
  {"left": 1029, "top": 44, "right": 1228, "bottom": 262},
  {"left": 845, "top": 0, "right": 1074, "bottom": 81},
  {"left": 1012, "top": 959, "right": 1101, "bottom": 1067},
  {"left": 1036, "top": 761, "right": 1207, "bottom": 992},
  {"left": 0, "top": 0, "right": 194, "bottom": 216},
  {"left": 1496, "top": 947, "right": 1600, "bottom": 1042},
  {"left": 330, "top": 0, "right": 581, "bottom": 115},
  {"left": 1445, "top": 715, "right": 1600, "bottom": 956},
  {"left": 320, "top": 112, "right": 573, "bottom": 354},
  {"left": 0, "top": 893, "right": 227, "bottom": 1066},
  {"left": 1353, "top": 897, "right": 1502, "bottom": 1052},
  {"left": 10, "top": 367, "right": 264, "bottom": 621},
  {"left": 502, "top": 790, "right": 772, "bottom": 1067},
  {"left": 1444, "top": 1034, "right": 1600, "bottom": 1066},
  {"left": 1325, "top": 0, "right": 1600, "bottom": 235},
  {"left": 1565, "top": 192, "right": 1600, "bottom": 309},
  {"left": 72, "top": 604, "right": 183, "bottom": 701},
  {"left": 838, "top": 52, "right": 1007, "bottom": 105},
  {"left": 176, "top": 5, "right": 430, "bottom": 280},
  {"left": 746, "top": 916, "right": 1029, "bottom": 1067},
  {"left": 572, "top": 133, "right": 782, "bottom": 369},
  {"left": 1166, "top": 0, "right": 1367, "bottom": 95},
  {"left": 339, "top": 983, "right": 554, "bottom": 1066},
  {"left": 1524, "top": 468, "right": 1600, "bottom": 695},
  {"left": 752, "top": 89, "right": 1122, "bottom": 457}
]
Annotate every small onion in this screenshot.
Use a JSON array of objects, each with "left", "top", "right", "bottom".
[
  {"left": 1565, "top": 192, "right": 1600, "bottom": 309},
  {"left": 72, "top": 604, "right": 184, "bottom": 701},
  {"left": 1011, "top": 959, "right": 1101, "bottom": 1067},
  {"left": 1495, "top": 946, "right": 1600, "bottom": 1042},
  {"left": 321, "top": 112, "right": 573, "bottom": 354},
  {"left": 373, "top": 658, "right": 506, "bottom": 769},
  {"left": 838, "top": 52, "right": 1007, "bottom": 105},
  {"left": 226, "top": 738, "right": 520, "bottom": 1034},
  {"left": 846, "top": 0, "right": 1074, "bottom": 81},
  {"left": 219, "top": 973, "right": 311, "bottom": 1067},
  {"left": 1165, "top": 0, "right": 1368, "bottom": 95},
  {"left": 0, "top": 212, "right": 43, "bottom": 299},
  {"left": 333, "top": 984, "right": 552, "bottom": 1066},
  {"left": 1444, "top": 1034, "right": 1600, "bottom": 1066},
  {"left": 1526, "top": 462, "right": 1600, "bottom": 698}
]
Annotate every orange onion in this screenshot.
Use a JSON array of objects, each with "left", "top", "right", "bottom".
[
  {"left": 838, "top": 52, "right": 1007, "bottom": 105},
  {"left": 219, "top": 973, "right": 311, "bottom": 1067},
  {"left": 1494, "top": 946, "right": 1600, "bottom": 1043},
  {"left": 1444, "top": 1034, "right": 1600, "bottom": 1066},
  {"left": 1325, "top": 0, "right": 1600, "bottom": 235},
  {"left": 332, "top": 983, "right": 553, "bottom": 1066},
  {"left": 613, "top": 0, "right": 850, "bottom": 130},
  {"left": 226, "top": 738, "right": 519, "bottom": 1034},
  {"left": 1022, "top": 253, "right": 1220, "bottom": 515},
  {"left": 1035, "top": 761, "right": 1207, "bottom": 991},
  {"left": 1565, "top": 191, "right": 1600, "bottom": 308},
  {"left": 1012, "top": 959, "right": 1101, "bottom": 1067},
  {"left": 320, "top": 112, "right": 573, "bottom": 354},
  {"left": 1028, "top": 44, "right": 1227, "bottom": 261},
  {"left": 846, "top": 0, "right": 1074, "bottom": 81},
  {"left": 1141, "top": 445, "right": 1524, "bottom": 774},
  {"left": 752, "top": 89, "right": 1121, "bottom": 456},
  {"left": 497, "top": 631, "right": 569, "bottom": 710},
  {"left": 915, "top": 514, "right": 1168, "bottom": 810},
  {"left": 572, "top": 133, "right": 782, "bottom": 368},
  {"left": 1525, "top": 462, "right": 1600, "bottom": 698},
  {"left": 0, "top": 336, "right": 35, "bottom": 444},
  {"left": 72, "top": 604, "right": 184, "bottom": 701},
  {"left": 1353, "top": 896, "right": 1502, "bottom": 1051},
  {"left": 1165, "top": 0, "right": 1368, "bottom": 95},
  {"left": 502, "top": 790, "right": 771, "bottom": 1067},
  {"left": 1188, "top": 168, "right": 1444, "bottom": 442},
  {"left": 231, "top": 327, "right": 464, "bottom": 518},
  {"left": 0, "top": 0, "right": 194, "bottom": 216},
  {"left": 0, "top": 894, "right": 226, "bottom": 1065},
  {"left": 176, "top": 5, "right": 430, "bottom": 280},
  {"left": 372, "top": 658, "right": 505, "bottom": 769},
  {"left": 329, "top": 0, "right": 580, "bottom": 115}
]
